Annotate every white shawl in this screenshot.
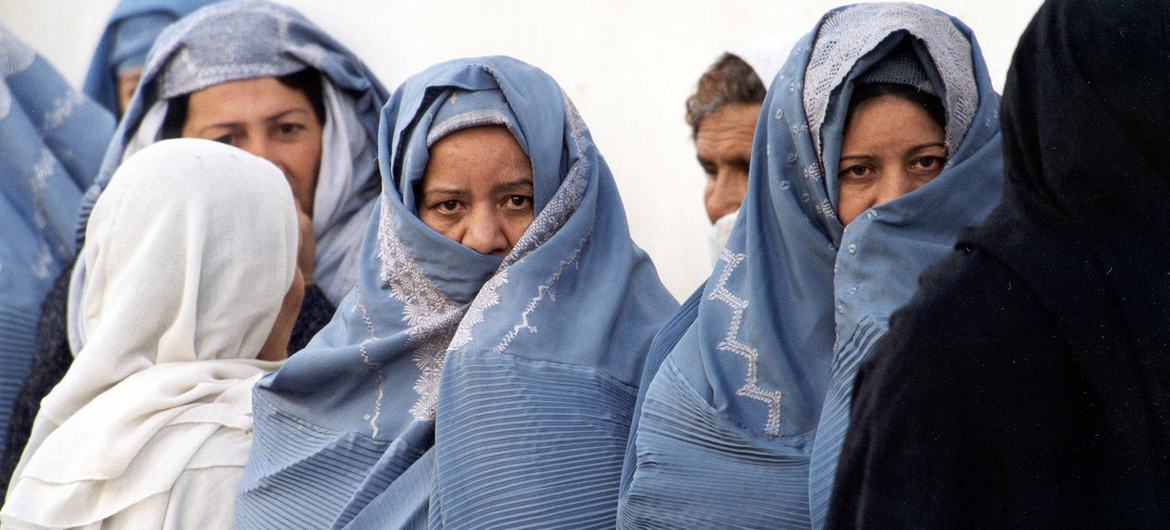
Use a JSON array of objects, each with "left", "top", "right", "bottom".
[{"left": 2, "top": 139, "right": 297, "bottom": 529}]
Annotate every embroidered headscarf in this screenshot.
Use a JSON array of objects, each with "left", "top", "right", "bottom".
[
  {"left": 2, "top": 139, "right": 296, "bottom": 528},
  {"left": 237, "top": 56, "right": 678, "bottom": 528},
  {"left": 619, "top": 4, "right": 1004, "bottom": 528},
  {"left": 82, "top": 0, "right": 222, "bottom": 115},
  {"left": 0, "top": 25, "right": 115, "bottom": 441},
  {"left": 73, "top": 0, "right": 389, "bottom": 325}
]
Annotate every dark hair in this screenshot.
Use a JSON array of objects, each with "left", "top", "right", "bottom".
[
  {"left": 847, "top": 82, "right": 946, "bottom": 130},
  {"left": 161, "top": 67, "right": 326, "bottom": 139},
  {"left": 685, "top": 53, "right": 767, "bottom": 139}
]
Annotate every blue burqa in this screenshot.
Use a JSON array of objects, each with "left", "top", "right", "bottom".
[
  {"left": 618, "top": 3, "right": 1004, "bottom": 528},
  {"left": 238, "top": 56, "right": 678, "bottom": 529},
  {"left": 0, "top": 26, "right": 115, "bottom": 442}
]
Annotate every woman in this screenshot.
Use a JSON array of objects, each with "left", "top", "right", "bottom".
[
  {"left": 82, "top": 0, "right": 221, "bottom": 116},
  {"left": 2, "top": 0, "right": 388, "bottom": 486},
  {"left": 236, "top": 56, "right": 678, "bottom": 528},
  {"left": 2, "top": 139, "right": 301, "bottom": 528},
  {"left": 0, "top": 24, "right": 115, "bottom": 482},
  {"left": 617, "top": 4, "right": 1003, "bottom": 528},
  {"left": 829, "top": 0, "right": 1170, "bottom": 527}
]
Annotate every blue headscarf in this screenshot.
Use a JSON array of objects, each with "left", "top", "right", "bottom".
[
  {"left": 618, "top": 4, "right": 1003, "bottom": 528},
  {"left": 238, "top": 56, "right": 678, "bottom": 528},
  {"left": 0, "top": 26, "right": 115, "bottom": 443},
  {"left": 82, "top": 0, "right": 222, "bottom": 115},
  {"left": 72, "top": 0, "right": 389, "bottom": 326}
]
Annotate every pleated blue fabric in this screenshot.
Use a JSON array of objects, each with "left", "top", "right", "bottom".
[
  {"left": 618, "top": 4, "right": 1004, "bottom": 528},
  {"left": 0, "top": 26, "right": 115, "bottom": 441},
  {"left": 82, "top": 0, "right": 222, "bottom": 115},
  {"left": 238, "top": 56, "right": 677, "bottom": 528}
]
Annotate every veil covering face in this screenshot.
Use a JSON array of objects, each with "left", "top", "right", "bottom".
[
  {"left": 237, "top": 56, "right": 677, "bottom": 528},
  {"left": 618, "top": 3, "right": 1005, "bottom": 528}
]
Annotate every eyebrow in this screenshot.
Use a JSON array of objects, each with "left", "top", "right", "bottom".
[
  {"left": 492, "top": 178, "right": 534, "bottom": 194},
  {"left": 196, "top": 107, "right": 312, "bottom": 131},
  {"left": 840, "top": 142, "right": 946, "bottom": 160}
]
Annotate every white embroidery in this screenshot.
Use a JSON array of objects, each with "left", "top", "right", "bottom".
[
  {"left": 376, "top": 199, "right": 462, "bottom": 422},
  {"left": 494, "top": 233, "right": 590, "bottom": 353},
  {"left": 31, "top": 149, "right": 54, "bottom": 231},
  {"left": 39, "top": 91, "right": 84, "bottom": 136},
  {"left": 0, "top": 29, "right": 36, "bottom": 77},
  {"left": 709, "top": 249, "right": 783, "bottom": 437},
  {"left": 450, "top": 270, "right": 508, "bottom": 351},
  {"left": 804, "top": 3, "right": 977, "bottom": 158},
  {"left": 353, "top": 292, "right": 386, "bottom": 439}
]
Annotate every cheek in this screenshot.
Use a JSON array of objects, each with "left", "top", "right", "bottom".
[
  {"left": 836, "top": 187, "right": 869, "bottom": 226},
  {"left": 279, "top": 142, "right": 322, "bottom": 209},
  {"left": 503, "top": 211, "right": 535, "bottom": 244}
]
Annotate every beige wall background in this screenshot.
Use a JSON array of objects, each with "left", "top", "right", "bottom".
[{"left": 0, "top": 0, "right": 1043, "bottom": 299}]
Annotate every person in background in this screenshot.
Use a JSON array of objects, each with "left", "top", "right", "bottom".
[
  {"left": 0, "top": 24, "right": 115, "bottom": 494},
  {"left": 83, "top": 0, "right": 221, "bottom": 117},
  {"left": 618, "top": 4, "right": 1004, "bottom": 528},
  {"left": 3, "top": 139, "right": 301, "bottom": 529},
  {"left": 1, "top": 0, "right": 388, "bottom": 496},
  {"left": 236, "top": 56, "right": 678, "bottom": 528},
  {"left": 829, "top": 0, "right": 1170, "bottom": 526},
  {"left": 686, "top": 35, "right": 796, "bottom": 264}
]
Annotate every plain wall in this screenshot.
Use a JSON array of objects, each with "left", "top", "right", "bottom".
[{"left": 0, "top": 0, "right": 1043, "bottom": 299}]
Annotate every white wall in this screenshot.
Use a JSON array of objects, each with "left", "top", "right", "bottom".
[{"left": 0, "top": 0, "right": 1042, "bottom": 299}]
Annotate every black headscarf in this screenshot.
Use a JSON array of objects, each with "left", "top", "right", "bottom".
[{"left": 971, "top": 0, "right": 1170, "bottom": 449}]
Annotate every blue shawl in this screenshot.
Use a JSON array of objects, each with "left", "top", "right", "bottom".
[
  {"left": 238, "top": 56, "right": 677, "bottom": 529},
  {"left": 618, "top": 4, "right": 1004, "bottom": 528},
  {"left": 82, "top": 0, "right": 222, "bottom": 115},
  {"left": 0, "top": 26, "right": 115, "bottom": 440},
  {"left": 75, "top": 0, "right": 389, "bottom": 309}
]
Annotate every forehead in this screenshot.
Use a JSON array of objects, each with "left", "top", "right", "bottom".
[
  {"left": 696, "top": 103, "right": 761, "bottom": 154},
  {"left": 843, "top": 94, "right": 944, "bottom": 148},
  {"left": 185, "top": 77, "right": 312, "bottom": 122},
  {"left": 424, "top": 126, "right": 531, "bottom": 187}
]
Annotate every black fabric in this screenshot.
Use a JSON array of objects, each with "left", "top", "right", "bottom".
[
  {"left": 0, "top": 264, "right": 74, "bottom": 502},
  {"left": 828, "top": 0, "right": 1170, "bottom": 527},
  {"left": 0, "top": 265, "right": 336, "bottom": 500},
  {"left": 288, "top": 283, "right": 335, "bottom": 354}
]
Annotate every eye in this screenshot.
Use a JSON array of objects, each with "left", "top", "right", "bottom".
[
  {"left": 436, "top": 200, "right": 461, "bottom": 214},
  {"left": 213, "top": 133, "right": 237, "bottom": 146},
  {"left": 912, "top": 156, "right": 946, "bottom": 171},
  {"left": 277, "top": 123, "right": 306, "bottom": 137},
  {"left": 504, "top": 195, "right": 532, "bottom": 209},
  {"left": 838, "top": 164, "right": 874, "bottom": 181}
]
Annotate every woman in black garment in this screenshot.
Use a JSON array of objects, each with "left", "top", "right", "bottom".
[{"left": 828, "top": 0, "right": 1170, "bottom": 527}]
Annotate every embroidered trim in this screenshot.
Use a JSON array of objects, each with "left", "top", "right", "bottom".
[
  {"left": 804, "top": 3, "right": 977, "bottom": 157},
  {"left": 495, "top": 233, "right": 590, "bottom": 353},
  {"left": 352, "top": 291, "right": 386, "bottom": 439},
  {"left": 450, "top": 270, "right": 508, "bottom": 351},
  {"left": 376, "top": 199, "right": 462, "bottom": 422},
  {"left": 710, "top": 249, "right": 783, "bottom": 437}
]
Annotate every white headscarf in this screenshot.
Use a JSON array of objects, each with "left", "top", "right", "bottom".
[{"left": 3, "top": 139, "right": 297, "bottom": 528}]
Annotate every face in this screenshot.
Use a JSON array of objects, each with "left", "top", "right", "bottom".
[
  {"left": 837, "top": 94, "right": 946, "bottom": 226},
  {"left": 696, "top": 103, "right": 760, "bottom": 224},
  {"left": 116, "top": 66, "right": 144, "bottom": 116},
  {"left": 419, "top": 126, "right": 534, "bottom": 257},
  {"left": 182, "top": 77, "right": 323, "bottom": 217}
]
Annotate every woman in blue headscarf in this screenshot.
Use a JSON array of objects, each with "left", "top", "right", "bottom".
[
  {"left": 618, "top": 4, "right": 1003, "bottom": 528},
  {"left": 237, "top": 56, "right": 678, "bottom": 528},
  {"left": 83, "top": 0, "right": 221, "bottom": 116},
  {"left": 0, "top": 25, "right": 115, "bottom": 491}
]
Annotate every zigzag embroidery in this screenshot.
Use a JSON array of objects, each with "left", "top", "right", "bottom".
[
  {"left": 709, "top": 249, "right": 783, "bottom": 437},
  {"left": 495, "top": 233, "right": 590, "bottom": 353}
]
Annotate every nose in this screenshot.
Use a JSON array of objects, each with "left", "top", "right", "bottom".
[
  {"left": 460, "top": 208, "right": 510, "bottom": 257},
  {"left": 240, "top": 137, "right": 279, "bottom": 171},
  {"left": 705, "top": 170, "right": 745, "bottom": 224},
  {"left": 873, "top": 170, "right": 918, "bottom": 209}
]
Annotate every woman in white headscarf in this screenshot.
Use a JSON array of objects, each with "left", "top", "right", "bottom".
[{"left": 2, "top": 139, "right": 302, "bottom": 529}]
